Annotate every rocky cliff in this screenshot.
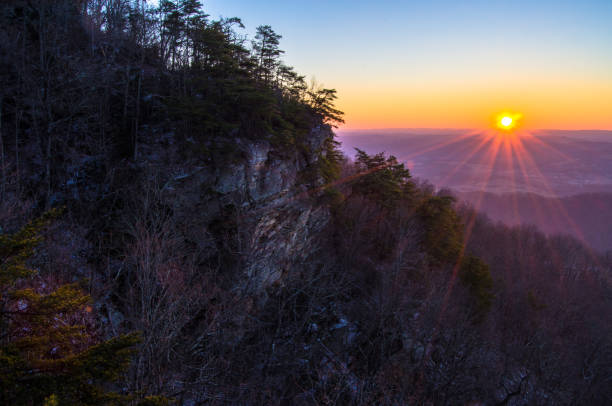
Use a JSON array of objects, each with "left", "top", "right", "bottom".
[{"left": 158, "top": 127, "right": 334, "bottom": 293}]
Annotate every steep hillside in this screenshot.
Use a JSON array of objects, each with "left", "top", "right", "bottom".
[{"left": 0, "top": 0, "right": 343, "bottom": 403}]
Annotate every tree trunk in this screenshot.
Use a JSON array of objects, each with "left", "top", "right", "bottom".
[
  {"left": 134, "top": 70, "right": 141, "bottom": 160},
  {"left": 46, "top": 126, "right": 52, "bottom": 208},
  {"left": 0, "top": 98, "right": 5, "bottom": 199},
  {"left": 15, "top": 110, "right": 21, "bottom": 191}
]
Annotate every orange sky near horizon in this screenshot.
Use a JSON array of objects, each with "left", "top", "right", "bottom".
[
  {"left": 336, "top": 78, "right": 612, "bottom": 131},
  {"left": 204, "top": 0, "right": 612, "bottom": 132}
]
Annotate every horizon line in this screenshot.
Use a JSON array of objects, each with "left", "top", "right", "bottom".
[{"left": 336, "top": 127, "right": 612, "bottom": 133}]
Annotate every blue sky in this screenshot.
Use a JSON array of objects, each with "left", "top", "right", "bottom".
[{"left": 186, "top": 1, "right": 612, "bottom": 129}]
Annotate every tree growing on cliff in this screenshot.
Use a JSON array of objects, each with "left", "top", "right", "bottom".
[
  {"left": 0, "top": 212, "right": 142, "bottom": 405},
  {"left": 252, "top": 25, "right": 284, "bottom": 86},
  {"left": 307, "top": 84, "right": 345, "bottom": 127},
  {"left": 352, "top": 148, "right": 413, "bottom": 207}
]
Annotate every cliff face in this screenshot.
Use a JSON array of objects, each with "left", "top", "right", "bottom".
[
  {"left": 0, "top": 113, "right": 341, "bottom": 401},
  {"left": 146, "top": 126, "right": 334, "bottom": 292}
]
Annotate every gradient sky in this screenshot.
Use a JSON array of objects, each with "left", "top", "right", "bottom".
[{"left": 202, "top": 0, "right": 612, "bottom": 130}]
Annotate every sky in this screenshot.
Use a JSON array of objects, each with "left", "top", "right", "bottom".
[{"left": 201, "top": 0, "right": 612, "bottom": 131}]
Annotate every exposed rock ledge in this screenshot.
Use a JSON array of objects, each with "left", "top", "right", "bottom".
[{"left": 164, "top": 126, "right": 334, "bottom": 292}]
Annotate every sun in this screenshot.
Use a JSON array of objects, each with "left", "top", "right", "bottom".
[{"left": 495, "top": 111, "right": 522, "bottom": 131}]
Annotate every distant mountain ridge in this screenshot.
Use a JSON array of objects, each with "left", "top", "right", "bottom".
[
  {"left": 338, "top": 129, "right": 612, "bottom": 196},
  {"left": 456, "top": 191, "right": 612, "bottom": 252}
]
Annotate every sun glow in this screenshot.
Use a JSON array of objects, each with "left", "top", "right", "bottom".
[{"left": 495, "top": 111, "right": 522, "bottom": 131}]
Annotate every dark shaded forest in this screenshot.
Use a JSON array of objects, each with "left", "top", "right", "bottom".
[{"left": 0, "top": 1, "right": 611, "bottom": 405}]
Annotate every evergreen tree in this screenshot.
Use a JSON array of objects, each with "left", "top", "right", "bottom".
[
  {"left": 307, "top": 85, "right": 345, "bottom": 127},
  {"left": 352, "top": 148, "right": 414, "bottom": 206},
  {"left": 0, "top": 212, "right": 142, "bottom": 405},
  {"left": 459, "top": 254, "right": 494, "bottom": 315},
  {"left": 417, "top": 193, "right": 464, "bottom": 265},
  {"left": 252, "top": 25, "right": 284, "bottom": 85}
]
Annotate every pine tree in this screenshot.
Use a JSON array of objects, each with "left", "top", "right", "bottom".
[
  {"left": 307, "top": 85, "right": 345, "bottom": 127},
  {"left": 417, "top": 193, "right": 464, "bottom": 265},
  {"left": 352, "top": 148, "right": 413, "bottom": 206},
  {"left": 0, "top": 211, "right": 143, "bottom": 405},
  {"left": 459, "top": 254, "right": 494, "bottom": 315},
  {"left": 252, "top": 25, "right": 284, "bottom": 85}
]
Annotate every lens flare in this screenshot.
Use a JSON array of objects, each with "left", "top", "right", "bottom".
[{"left": 495, "top": 111, "right": 522, "bottom": 131}]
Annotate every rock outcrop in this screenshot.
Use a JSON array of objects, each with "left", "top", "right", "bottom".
[{"left": 160, "top": 126, "right": 334, "bottom": 292}]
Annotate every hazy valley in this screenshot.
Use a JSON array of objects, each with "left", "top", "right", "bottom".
[{"left": 340, "top": 129, "right": 612, "bottom": 252}]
